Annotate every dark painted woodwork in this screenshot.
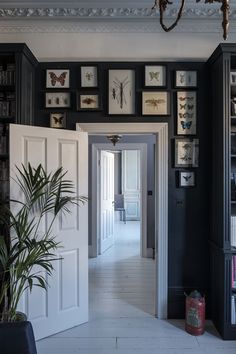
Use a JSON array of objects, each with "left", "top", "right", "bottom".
[
  {"left": 35, "top": 60, "right": 211, "bottom": 319},
  {"left": 208, "top": 44, "right": 236, "bottom": 340}
]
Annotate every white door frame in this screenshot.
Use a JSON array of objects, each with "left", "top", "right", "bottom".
[
  {"left": 77, "top": 122, "right": 168, "bottom": 319},
  {"left": 92, "top": 143, "right": 147, "bottom": 258}
]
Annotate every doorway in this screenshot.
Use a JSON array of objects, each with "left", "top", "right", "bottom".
[{"left": 77, "top": 122, "right": 168, "bottom": 319}]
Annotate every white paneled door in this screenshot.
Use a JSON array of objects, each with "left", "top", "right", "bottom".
[
  {"left": 122, "top": 150, "right": 140, "bottom": 220},
  {"left": 100, "top": 151, "right": 114, "bottom": 254},
  {"left": 10, "top": 124, "right": 88, "bottom": 340}
]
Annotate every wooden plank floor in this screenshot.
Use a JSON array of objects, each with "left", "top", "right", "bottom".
[{"left": 37, "top": 221, "right": 236, "bottom": 354}]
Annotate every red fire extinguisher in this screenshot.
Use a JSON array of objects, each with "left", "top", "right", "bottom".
[{"left": 185, "top": 290, "right": 205, "bottom": 336}]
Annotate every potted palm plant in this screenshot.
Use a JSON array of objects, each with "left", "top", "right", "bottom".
[{"left": 0, "top": 163, "right": 86, "bottom": 354}]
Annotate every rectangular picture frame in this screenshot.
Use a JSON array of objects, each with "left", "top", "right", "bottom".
[
  {"left": 144, "top": 65, "right": 166, "bottom": 87},
  {"left": 45, "top": 92, "right": 71, "bottom": 108},
  {"left": 46, "top": 69, "right": 70, "bottom": 88},
  {"left": 108, "top": 69, "right": 135, "bottom": 115},
  {"left": 175, "top": 70, "right": 197, "bottom": 88},
  {"left": 175, "top": 138, "right": 199, "bottom": 168},
  {"left": 231, "top": 71, "right": 236, "bottom": 85},
  {"left": 80, "top": 66, "right": 98, "bottom": 88},
  {"left": 179, "top": 171, "right": 195, "bottom": 188},
  {"left": 177, "top": 91, "right": 197, "bottom": 135},
  {"left": 77, "top": 92, "right": 101, "bottom": 111},
  {"left": 50, "top": 112, "right": 66, "bottom": 129},
  {"left": 142, "top": 91, "right": 170, "bottom": 116}
]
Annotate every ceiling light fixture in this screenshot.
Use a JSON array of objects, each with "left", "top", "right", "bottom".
[
  {"left": 106, "top": 135, "right": 122, "bottom": 146},
  {"left": 152, "top": 0, "right": 230, "bottom": 40}
]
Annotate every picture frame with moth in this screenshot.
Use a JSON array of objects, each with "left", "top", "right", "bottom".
[
  {"left": 179, "top": 171, "right": 195, "bottom": 188},
  {"left": 50, "top": 112, "right": 66, "bottom": 129},
  {"left": 108, "top": 69, "right": 136, "bottom": 115},
  {"left": 80, "top": 66, "right": 98, "bottom": 88},
  {"left": 142, "top": 91, "right": 170, "bottom": 115},
  {"left": 46, "top": 69, "right": 70, "bottom": 88},
  {"left": 177, "top": 91, "right": 197, "bottom": 135},
  {"left": 144, "top": 65, "right": 166, "bottom": 88},
  {"left": 45, "top": 92, "right": 71, "bottom": 108},
  {"left": 77, "top": 92, "right": 101, "bottom": 111},
  {"left": 175, "top": 138, "right": 199, "bottom": 168},
  {"left": 175, "top": 70, "right": 197, "bottom": 88}
]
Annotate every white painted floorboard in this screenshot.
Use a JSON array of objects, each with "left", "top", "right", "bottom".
[{"left": 37, "top": 221, "right": 236, "bottom": 354}]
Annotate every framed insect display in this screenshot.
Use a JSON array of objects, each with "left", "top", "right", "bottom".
[
  {"left": 45, "top": 92, "right": 70, "bottom": 108},
  {"left": 177, "top": 91, "right": 197, "bottom": 135},
  {"left": 179, "top": 171, "right": 195, "bottom": 187},
  {"left": 144, "top": 65, "right": 166, "bottom": 87},
  {"left": 46, "top": 69, "right": 70, "bottom": 88},
  {"left": 175, "top": 138, "right": 199, "bottom": 168},
  {"left": 77, "top": 92, "right": 101, "bottom": 110},
  {"left": 108, "top": 69, "right": 135, "bottom": 115},
  {"left": 50, "top": 112, "right": 66, "bottom": 129},
  {"left": 80, "top": 66, "right": 98, "bottom": 88},
  {"left": 142, "top": 91, "right": 170, "bottom": 115},
  {"left": 175, "top": 71, "right": 197, "bottom": 88}
]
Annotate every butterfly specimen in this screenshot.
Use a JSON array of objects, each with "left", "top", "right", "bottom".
[
  {"left": 179, "top": 74, "right": 186, "bottom": 84},
  {"left": 52, "top": 115, "right": 63, "bottom": 125},
  {"left": 49, "top": 71, "right": 68, "bottom": 86},
  {"left": 145, "top": 98, "right": 166, "bottom": 109},
  {"left": 188, "top": 104, "right": 194, "bottom": 110},
  {"left": 179, "top": 112, "right": 194, "bottom": 119},
  {"left": 180, "top": 103, "right": 186, "bottom": 110},
  {"left": 149, "top": 71, "right": 160, "bottom": 82},
  {"left": 179, "top": 96, "right": 194, "bottom": 101},
  {"left": 180, "top": 121, "right": 192, "bottom": 130},
  {"left": 183, "top": 175, "right": 192, "bottom": 181}
]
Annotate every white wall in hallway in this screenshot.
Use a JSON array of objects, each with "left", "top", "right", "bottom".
[{"left": 0, "top": 29, "right": 234, "bottom": 61}]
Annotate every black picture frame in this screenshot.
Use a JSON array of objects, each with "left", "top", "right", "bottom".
[
  {"left": 144, "top": 65, "right": 167, "bottom": 88},
  {"left": 175, "top": 70, "right": 197, "bottom": 88},
  {"left": 50, "top": 112, "right": 67, "bottom": 129},
  {"left": 175, "top": 138, "right": 199, "bottom": 168},
  {"left": 142, "top": 91, "right": 170, "bottom": 116},
  {"left": 76, "top": 91, "right": 102, "bottom": 111},
  {"left": 45, "top": 92, "right": 71, "bottom": 108},
  {"left": 46, "top": 69, "right": 70, "bottom": 89},
  {"left": 80, "top": 65, "right": 98, "bottom": 88},
  {"left": 179, "top": 170, "right": 195, "bottom": 188}
]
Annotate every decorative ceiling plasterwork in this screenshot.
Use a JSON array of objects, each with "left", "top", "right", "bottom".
[{"left": 0, "top": 2, "right": 235, "bottom": 34}]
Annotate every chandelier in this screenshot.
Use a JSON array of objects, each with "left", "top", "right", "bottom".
[
  {"left": 106, "top": 135, "right": 122, "bottom": 146},
  {"left": 152, "top": 0, "right": 230, "bottom": 40}
]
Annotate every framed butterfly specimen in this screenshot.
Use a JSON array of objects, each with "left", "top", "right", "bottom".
[
  {"left": 142, "top": 91, "right": 170, "bottom": 116},
  {"left": 77, "top": 92, "right": 101, "bottom": 111},
  {"left": 80, "top": 66, "right": 98, "bottom": 88},
  {"left": 50, "top": 112, "right": 66, "bottom": 129},
  {"left": 179, "top": 171, "right": 195, "bottom": 187},
  {"left": 144, "top": 65, "right": 166, "bottom": 88},
  {"left": 177, "top": 91, "right": 197, "bottom": 135},
  {"left": 175, "top": 70, "right": 197, "bottom": 88},
  {"left": 46, "top": 69, "right": 70, "bottom": 88},
  {"left": 175, "top": 138, "right": 199, "bottom": 168},
  {"left": 45, "top": 92, "right": 70, "bottom": 108}
]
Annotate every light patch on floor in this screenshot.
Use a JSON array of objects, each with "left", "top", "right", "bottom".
[{"left": 37, "top": 221, "right": 236, "bottom": 353}]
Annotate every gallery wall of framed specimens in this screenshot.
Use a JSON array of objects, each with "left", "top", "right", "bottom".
[{"left": 35, "top": 60, "right": 208, "bottom": 319}]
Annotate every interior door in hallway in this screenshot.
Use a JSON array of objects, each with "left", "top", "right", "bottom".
[
  {"left": 10, "top": 124, "right": 88, "bottom": 340},
  {"left": 100, "top": 150, "right": 114, "bottom": 254}
]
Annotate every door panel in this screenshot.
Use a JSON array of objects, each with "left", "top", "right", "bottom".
[
  {"left": 122, "top": 150, "right": 140, "bottom": 220},
  {"left": 10, "top": 124, "right": 88, "bottom": 340},
  {"left": 100, "top": 151, "right": 114, "bottom": 253}
]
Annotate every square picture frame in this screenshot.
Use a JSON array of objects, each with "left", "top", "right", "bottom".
[
  {"left": 175, "top": 70, "right": 197, "bottom": 88},
  {"left": 144, "top": 65, "right": 166, "bottom": 87},
  {"left": 80, "top": 66, "right": 98, "bottom": 88},
  {"left": 175, "top": 138, "right": 199, "bottom": 167},
  {"left": 108, "top": 69, "right": 135, "bottom": 115},
  {"left": 50, "top": 112, "right": 66, "bottom": 129},
  {"left": 45, "top": 92, "right": 71, "bottom": 108},
  {"left": 179, "top": 171, "right": 195, "bottom": 187},
  {"left": 142, "top": 91, "right": 170, "bottom": 115},
  {"left": 46, "top": 69, "right": 70, "bottom": 88},
  {"left": 177, "top": 91, "right": 197, "bottom": 135},
  {"left": 77, "top": 92, "right": 101, "bottom": 111}
]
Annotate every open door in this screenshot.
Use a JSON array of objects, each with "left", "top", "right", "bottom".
[
  {"left": 10, "top": 124, "right": 88, "bottom": 340},
  {"left": 100, "top": 150, "right": 114, "bottom": 254}
]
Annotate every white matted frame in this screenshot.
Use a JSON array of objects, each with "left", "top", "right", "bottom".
[{"left": 76, "top": 122, "right": 168, "bottom": 320}]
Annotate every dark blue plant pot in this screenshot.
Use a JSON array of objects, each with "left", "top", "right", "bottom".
[{"left": 0, "top": 321, "right": 37, "bottom": 354}]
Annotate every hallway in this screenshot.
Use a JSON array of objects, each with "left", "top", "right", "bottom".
[{"left": 37, "top": 222, "right": 236, "bottom": 354}]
